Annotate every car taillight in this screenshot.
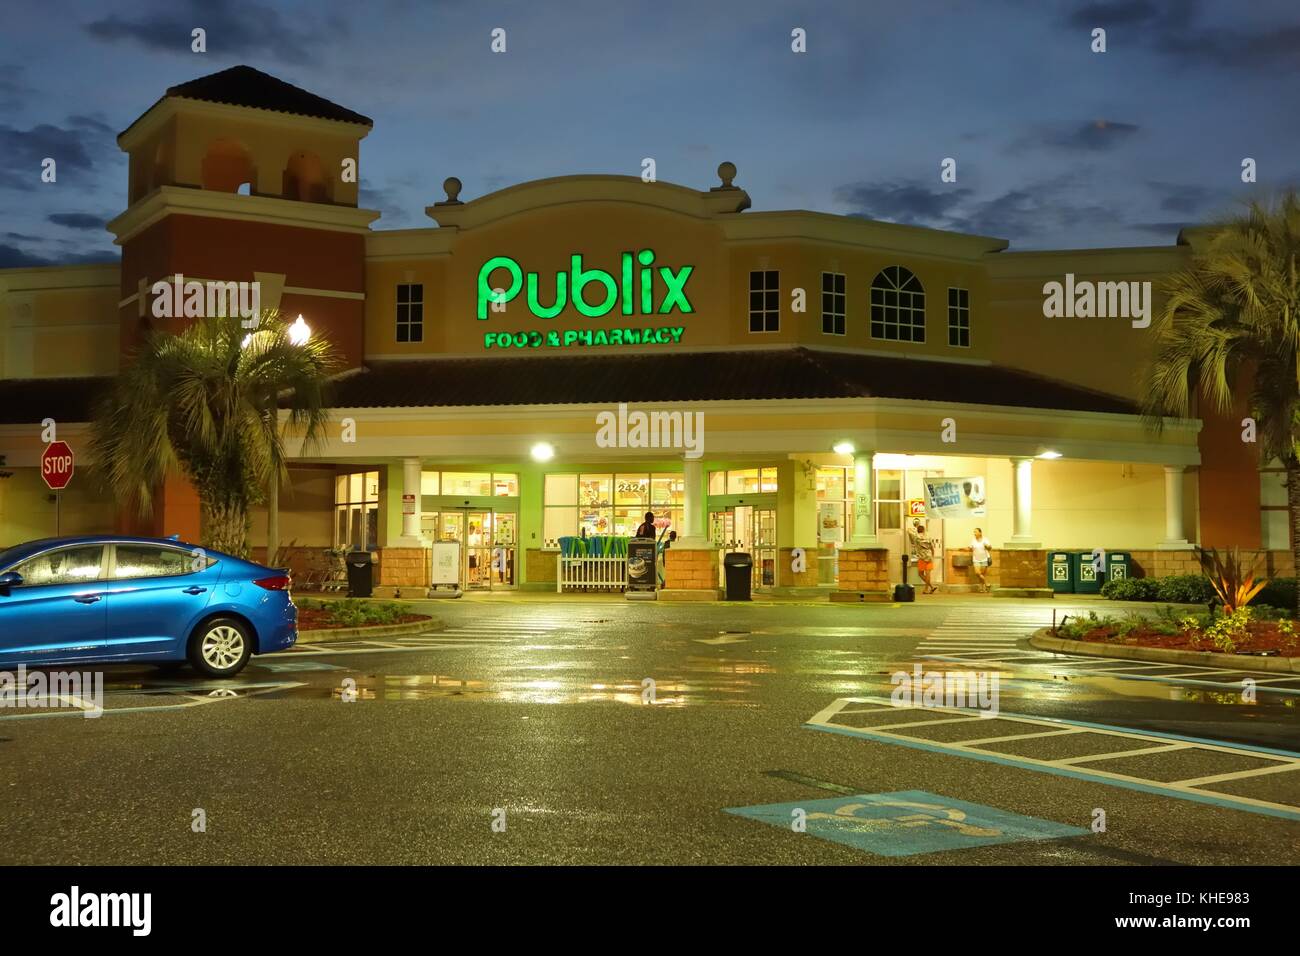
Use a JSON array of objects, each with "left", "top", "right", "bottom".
[{"left": 254, "top": 575, "right": 291, "bottom": 591}]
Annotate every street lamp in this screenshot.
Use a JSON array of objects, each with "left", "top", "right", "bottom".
[{"left": 289, "top": 314, "right": 311, "bottom": 345}]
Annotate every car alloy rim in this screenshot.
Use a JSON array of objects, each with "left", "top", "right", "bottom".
[{"left": 201, "top": 624, "right": 245, "bottom": 670}]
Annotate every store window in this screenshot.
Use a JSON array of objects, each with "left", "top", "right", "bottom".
[
  {"left": 815, "top": 466, "right": 853, "bottom": 584},
  {"left": 948, "top": 287, "right": 970, "bottom": 347},
  {"left": 397, "top": 283, "right": 423, "bottom": 343},
  {"left": 749, "top": 270, "right": 779, "bottom": 332},
  {"left": 875, "top": 469, "right": 903, "bottom": 533},
  {"left": 870, "top": 266, "right": 925, "bottom": 343},
  {"left": 543, "top": 472, "right": 683, "bottom": 545},
  {"left": 708, "top": 468, "right": 779, "bottom": 494},
  {"left": 421, "top": 471, "right": 517, "bottom": 498},
  {"left": 335, "top": 470, "right": 380, "bottom": 550},
  {"left": 822, "top": 272, "right": 846, "bottom": 335}
]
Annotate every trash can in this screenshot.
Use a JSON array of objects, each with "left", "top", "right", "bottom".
[
  {"left": 1073, "top": 550, "right": 1103, "bottom": 594},
  {"left": 346, "top": 549, "right": 375, "bottom": 598},
  {"left": 723, "top": 552, "right": 753, "bottom": 601},
  {"left": 1106, "top": 551, "right": 1131, "bottom": 583},
  {"left": 1048, "top": 551, "right": 1074, "bottom": 593}
]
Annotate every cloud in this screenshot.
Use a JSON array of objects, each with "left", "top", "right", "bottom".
[
  {"left": 0, "top": 64, "right": 31, "bottom": 110},
  {"left": 0, "top": 116, "right": 117, "bottom": 190},
  {"left": 0, "top": 243, "right": 51, "bottom": 268},
  {"left": 835, "top": 182, "right": 975, "bottom": 223},
  {"left": 1013, "top": 120, "right": 1141, "bottom": 153},
  {"left": 1063, "top": 0, "right": 1300, "bottom": 71},
  {"left": 48, "top": 213, "right": 107, "bottom": 230},
  {"left": 84, "top": 0, "right": 349, "bottom": 65},
  {"left": 359, "top": 178, "right": 412, "bottom": 227}
]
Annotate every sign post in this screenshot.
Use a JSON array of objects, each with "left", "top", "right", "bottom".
[{"left": 41, "top": 440, "right": 75, "bottom": 536}]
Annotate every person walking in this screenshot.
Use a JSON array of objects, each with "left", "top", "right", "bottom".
[
  {"left": 635, "top": 511, "right": 657, "bottom": 538},
  {"left": 908, "top": 519, "right": 939, "bottom": 594},
  {"left": 970, "top": 527, "right": 993, "bottom": 593}
]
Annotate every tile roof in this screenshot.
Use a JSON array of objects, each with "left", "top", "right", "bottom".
[
  {"left": 163, "top": 65, "right": 373, "bottom": 126},
  {"left": 324, "top": 348, "right": 1139, "bottom": 414}
]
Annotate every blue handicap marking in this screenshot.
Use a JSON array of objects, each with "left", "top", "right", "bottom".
[
  {"left": 725, "top": 789, "right": 1088, "bottom": 857},
  {"left": 256, "top": 660, "right": 344, "bottom": 673}
]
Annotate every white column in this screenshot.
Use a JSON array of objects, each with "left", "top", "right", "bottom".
[
  {"left": 1159, "top": 465, "right": 1191, "bottom": 549},
  {"left": 1006, "top": 457, "right": 1041, "bottom": 548},
  {"left": 676, "top": 456, "right": 711, "bottom": 549},
  {"left": 397, "top": 457, "right": 423, "bottom": 546},
  {"left": 849, "top": 452, "right": 879, "bottom": 546}
]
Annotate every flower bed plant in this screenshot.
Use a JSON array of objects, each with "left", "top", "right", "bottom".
[
  {"left": 1100, "top": 574, "right": 1215, "bottom": 604},
  {"left": 1055, "top": 606, "right": 1299, "bottom": 656},
  {"left": 295, "top": 598, "right": 430, "bottom": 630}
]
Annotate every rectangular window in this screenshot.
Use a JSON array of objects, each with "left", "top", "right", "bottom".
[
  {"left": 948, "top": 287, "right": 970, "bottom": 348},
  {"left": 544, "top": 473, "right": 685, "bottom": 545},
  {"left": 334, "top": 469, "right": 380, "bottom": 550},
  {"left": 397, "top": 283, "right": 424, "bottom": 344},
  {"left": 441, "top": 472, "right": 491, "bottom": 496},
  {"left": 821, "top": 272, "right": 845, "bottom": 335},
  {"left": 749, "top": 270, "right": 779, "bottom": 333}
]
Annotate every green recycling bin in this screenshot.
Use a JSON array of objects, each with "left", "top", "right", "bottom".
[
  {"left": 1106, "top": 551, "right": 1131, "bottom": 583},
  {"left": 1073, "top": 550, "right": 1103, "bottom": 594},
  {"left": 1048, "top": 551, "right": 1075, "bottom": 593}
]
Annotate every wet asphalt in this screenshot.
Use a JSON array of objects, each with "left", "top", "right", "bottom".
[{"left": 1, "top": 596, "right": 1297, "bottom": 865}]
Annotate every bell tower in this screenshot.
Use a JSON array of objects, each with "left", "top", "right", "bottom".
[{"left": 106, "top": 65, "right": 379, "bottom": 537}]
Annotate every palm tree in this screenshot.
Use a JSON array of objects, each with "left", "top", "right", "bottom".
[
  {"left": 1142, "top": 192, "right": 1300, "bottom": 615},
  {"left": 90, "top": 310, "right": 339, "bottom": 557}
]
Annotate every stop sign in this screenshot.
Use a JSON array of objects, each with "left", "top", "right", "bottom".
[{"left": 41, "top": 441, "right": 75, "bottom": 491}]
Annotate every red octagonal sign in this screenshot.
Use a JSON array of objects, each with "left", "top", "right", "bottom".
[{"left": 41, "top": 440, "right": 75, "bottom": 491}]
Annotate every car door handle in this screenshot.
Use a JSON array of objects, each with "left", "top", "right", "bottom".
[
  {"left": 74, "top": 595, "right": 101, "bottom": 604},
  {"left": 183, "top": 586, "right": 207, "bottom": 595}
]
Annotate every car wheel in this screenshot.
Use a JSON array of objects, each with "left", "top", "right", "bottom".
[{"left": 189, "top": 617, "right": 253, "bottom": 678}]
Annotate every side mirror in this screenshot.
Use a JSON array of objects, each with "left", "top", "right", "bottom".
[{"left": 0, "top": 570, "right": 22, "bottom": 595}]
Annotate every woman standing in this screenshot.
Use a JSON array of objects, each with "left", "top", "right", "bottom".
[{"left": 970, "top": 528, "right": 993, "bottom": 593}]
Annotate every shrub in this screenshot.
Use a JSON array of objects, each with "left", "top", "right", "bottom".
[
  {"left": 1256, "top": 577, "right": 1296, "bottom": 611},
  {"left": 1101, "top": 577, "right": 1159, "bottom": 601},
  {"left": 1154, "top": 574, "right": 1216, "bottom": 604}
]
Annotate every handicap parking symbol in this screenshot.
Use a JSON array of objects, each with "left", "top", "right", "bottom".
[{"left": 725, "top": 789, "right": 1087, "bottom": 857}]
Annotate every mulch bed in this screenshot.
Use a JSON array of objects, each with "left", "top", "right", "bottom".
[
  {"left": 1076, "top": 623, "right": 1300, "bottom": 657},
  {"left": 297, "top": 607, "right": 431, "bottom": 631}
]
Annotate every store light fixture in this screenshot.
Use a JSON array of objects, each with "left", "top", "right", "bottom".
[
  {"left": 531, "top": 442, "right": 555, "bottom": 462},
  {"left": 832, "top": 441, "right": 855, "bottom": 456},
  {"left": 289, "top": 314, "right": 311, "bottom": 345},
  {"left": 1038, "top": 450, "right": 1063, "bottom": 459}
]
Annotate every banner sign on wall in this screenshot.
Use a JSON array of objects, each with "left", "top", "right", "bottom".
[
  {"left": 924, "top": 477, "right": 987, "bottom": 518},
  {"left": 817, "top": 503, "right": 844, "bottom": 543}
]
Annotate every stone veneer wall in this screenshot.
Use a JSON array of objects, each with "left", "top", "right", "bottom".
[
  {"left": 664, "top": 548, "right": 719, "bottom": 590},
  {"left": 835, "top": 548, "right": 890, "bottom": 592},
  {"left": 991, "top": 549, "right": 1047, "bottom": 589},
  {"left": 526, "top": 549, "right": 558, "bottom": 583},
  {"left": 778, "top": 548, "right": 820, "bottom": 587},
  {"left": 378, "top": 547, "right": 428, "bottom": 588}
]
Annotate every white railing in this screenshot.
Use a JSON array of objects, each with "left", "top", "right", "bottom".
[{"left": 557, "top": 554, "right": 627, "bottom": 592}]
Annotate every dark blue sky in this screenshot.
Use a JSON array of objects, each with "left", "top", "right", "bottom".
[{"left": 3, "top": 0, "right": 1300, "bottom": 268}]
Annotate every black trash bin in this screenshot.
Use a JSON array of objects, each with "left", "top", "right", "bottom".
[
  {"left": 723, "top": 552, "right": 753, "bottom": 601},
  {"left": 346, "top": 549, "right": 374, "bottom": 598}
]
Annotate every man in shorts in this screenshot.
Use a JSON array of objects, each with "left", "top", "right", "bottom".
[{"left": 908, "top": 519, "right": 938, "bottom": 594}]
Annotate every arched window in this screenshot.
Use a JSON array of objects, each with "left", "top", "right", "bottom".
[
  {"left": 282, "top": 151, "right": 331, "bottom": 203},
  {"left": 200, "top": 138, "right": 254, "bottom": 193},
  {"left": 870, "top": 266, "right": 925, "bottom": 343}
]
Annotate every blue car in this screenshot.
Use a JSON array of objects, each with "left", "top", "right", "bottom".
[{"left": 0, "top": 535, "right": 297, "bottom": 677}]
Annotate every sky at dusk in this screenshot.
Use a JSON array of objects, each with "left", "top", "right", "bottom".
[{"left": 3, "top": 0, "right": 1300, "bottom": 268}]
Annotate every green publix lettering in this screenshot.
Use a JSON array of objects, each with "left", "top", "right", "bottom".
[{"left": 477, "top": 250, "right": 693, "bottom": 320}]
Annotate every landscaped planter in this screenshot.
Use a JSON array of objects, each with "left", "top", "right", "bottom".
[{"left": 1030, "top": 628, "right": 1300, "bottom": 674}]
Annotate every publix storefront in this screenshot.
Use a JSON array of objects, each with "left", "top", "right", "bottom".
[
  {"left": 0, "top": 68, "right": 1259, "bottom": 599},
  {"left": 266, "top": 168, "right": 1215, "bottom": 599}
]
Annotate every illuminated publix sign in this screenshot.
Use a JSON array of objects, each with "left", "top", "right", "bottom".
[{"left": 477, "top": 250, "right": 692, "bottom": 350}]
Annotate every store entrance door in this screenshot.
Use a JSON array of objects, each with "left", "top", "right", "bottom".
[
  {"left": 434, "top": 510, "right": 515, "bottom": 590},
  {"left": 709, "top": 505, "right": 777, "bottom": 589}
]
